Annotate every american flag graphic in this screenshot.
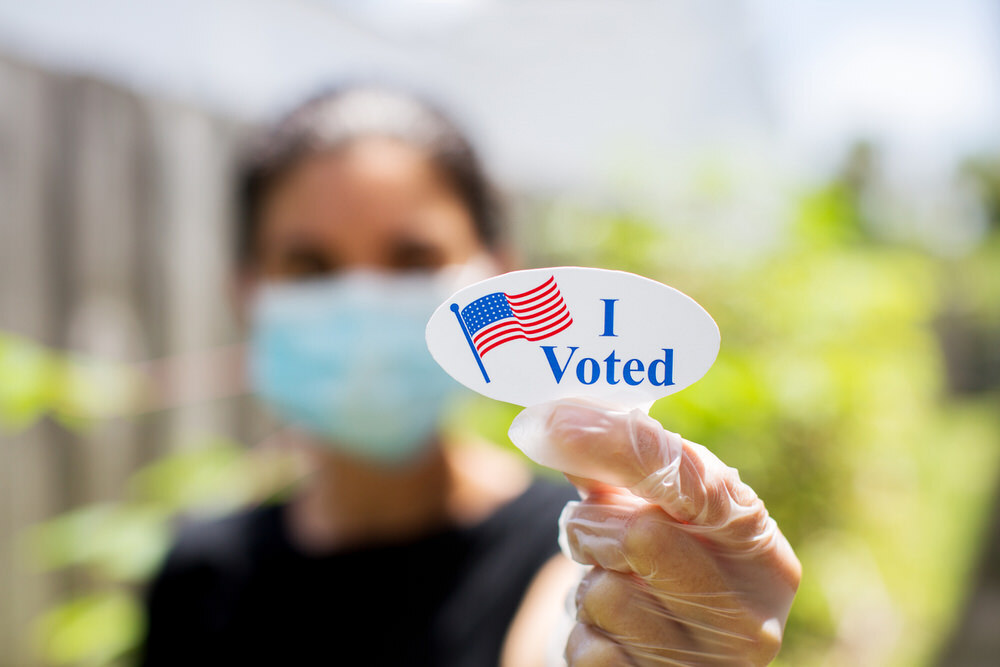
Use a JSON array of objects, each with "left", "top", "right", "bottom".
[{"left": 456, "top": 276, "right": 573, "bottom": 357}]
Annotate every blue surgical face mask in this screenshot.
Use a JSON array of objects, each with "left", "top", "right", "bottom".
[{"left": 250, "top": 266, "right": 484, "bottom": 466}]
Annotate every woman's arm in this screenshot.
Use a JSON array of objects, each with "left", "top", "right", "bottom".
[{"left": 501, "top": 553, "right": 580, "bottom": 667}]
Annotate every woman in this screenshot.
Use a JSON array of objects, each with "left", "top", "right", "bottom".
[{"left": 141, "top": 85, "right": 800, "bottom": 666}]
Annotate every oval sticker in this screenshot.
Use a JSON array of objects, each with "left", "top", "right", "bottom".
[{"left": 425, "top": 266, "right": 720, "bottom": 409}]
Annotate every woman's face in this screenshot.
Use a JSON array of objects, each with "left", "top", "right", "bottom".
[
  {"left": 245, "top": 137, "right": 493, "bottom": 463},
  {"left": 252, "top": 137, "right": 488, "bottom": 281}
]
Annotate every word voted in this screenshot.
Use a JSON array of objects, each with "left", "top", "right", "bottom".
[
  {"left": 539, "top": 298, "right": 673, "bottom": 386},
  {"left": 540, "top": 346, "right": 673, "bottom": 386}
]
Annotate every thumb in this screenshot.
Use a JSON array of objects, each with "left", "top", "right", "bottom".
[
  {"left": 508, "top": 398, "right": 764, "bottom": 532},
  {"left": 508, "top": 398, "right": 683, "bottom": 489}
]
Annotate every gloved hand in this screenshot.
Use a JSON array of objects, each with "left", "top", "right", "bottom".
[{"left": 508, "top": 398, "right": 801, "bottom": 666}]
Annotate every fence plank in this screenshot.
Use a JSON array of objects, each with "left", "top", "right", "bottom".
[
  {"left": 0, "top": 56, "right": 66, "bottom": 667},
  {"left": 64, "top": 77, "right": 148, "bottom": 504},
  {"left": 148, "top": 101, "right": 243, "bottom": 449}
]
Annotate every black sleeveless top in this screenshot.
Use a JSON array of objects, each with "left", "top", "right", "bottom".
[{"left": 140, "top": 478, "right": 576, "bottom": 666}]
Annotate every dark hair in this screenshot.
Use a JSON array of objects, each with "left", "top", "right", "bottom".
[{"left": 235, "top": 84, "right": 503, "bottom": 266}]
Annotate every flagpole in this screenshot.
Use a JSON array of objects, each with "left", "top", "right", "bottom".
[{"left": 450, "top": 303, "right": 490, "bottom": 383}]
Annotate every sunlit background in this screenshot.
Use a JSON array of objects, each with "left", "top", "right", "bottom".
[{"left": 1, "top": 1, "right": 999, "bottom": 665}]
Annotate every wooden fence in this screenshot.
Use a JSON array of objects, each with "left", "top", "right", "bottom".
[{"left": 0, "top": 53, "right": 258, "bottom": 666}]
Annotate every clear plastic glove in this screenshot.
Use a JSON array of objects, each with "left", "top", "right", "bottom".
[{"left": 508, "top": 398, "right": 801, "bottom": 666}]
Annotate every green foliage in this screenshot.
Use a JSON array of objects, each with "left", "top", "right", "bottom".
[
  {"left": 0, "top": 334, "right": 143, "bottom": 430},
  {"left": 26, "top": 505, "right": 170, "bottom": 584},
  {"left": 20, "top": 431, "right": 296, "bottom": 666},
  {"left": 34, "top": 592, "right": 143, "bottom": 667},
  {"left": 127, "top": 438, "right": 287, "bottom": 513}
]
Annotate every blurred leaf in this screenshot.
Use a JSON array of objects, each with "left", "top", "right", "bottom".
[
  {"left": 24, "top": 504, "right": 170, "bottom": 583},
  {"left": 128, "top": 437, "right": 263, "bottom": 513},
  {"left": 0, "top": 332, "right": 147, "bottom": 432},
  {"left": 0, "top": 333, "right": 60, "bottom": 429},
  {"left": 34, "top": 592, "right": 142, "bottom": 666},
  {"left": 57, "top": 357, "right": 145, "bottom": 422}
]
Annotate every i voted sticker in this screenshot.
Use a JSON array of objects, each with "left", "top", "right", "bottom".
[{"left": 425, "top": 267, "right": 720, "bottom": 410}]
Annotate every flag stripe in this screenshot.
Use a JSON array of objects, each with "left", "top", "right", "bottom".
[
  {"left": 473, "top": 308, "right": 571, "bottom": 349},
  {"left": 490, "top": 299, "right": 566, "bottom": 327},
  {"left": 472, "top": 299, "right": 565, "bottom": 345},
  {"left": 507, "top": 290, "right": 561, "bottom": 317},
  {"left": 479, "top": 317, "right": 574, "bottom": 356},
  {"left": 506, "top": 276, "right": 555, "bottom": 301},
  {"left": 471, "top": 304, "right": 568, "bottom": 347},
  {"left": 513, "top": 303, "right": 569, "bottom": 328},
  {"left": 507, "top": 281, "right": 557, "bottom": 308},
  {"left": 475, "top": 311, "right": 571, "bottom": 354}
]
